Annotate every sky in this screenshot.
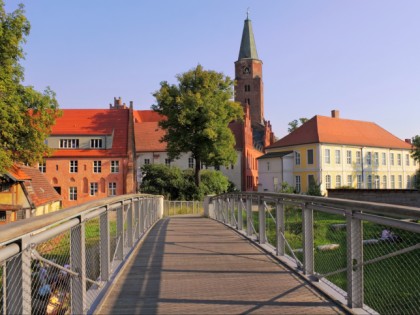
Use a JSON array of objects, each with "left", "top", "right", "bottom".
[{"left": 4, "top": 0, "right": 420, "bottom": 141}]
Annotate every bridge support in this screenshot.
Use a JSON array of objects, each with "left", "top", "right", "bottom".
[
  {"left": 258, "top": 196, "right": 266, "bottom": 244},
  {"left": 276, "top": 201, "right": 285, "bottom": 256},
  {"left": 302, "top": 204, "right": 314, "bottom": 275}
]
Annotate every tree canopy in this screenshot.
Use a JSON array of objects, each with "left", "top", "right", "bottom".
[
  {"left": 152, "top": 65, "right": 243, "bottom": 186},
  {"left": 411, "top": 135, "right": 420, "bottom": 164},
  {"left": 287, "top": 117, "right": 308, "bottom": 133},
  {"left": 0, "top": 2, "right": 60, "bottom": 173}
]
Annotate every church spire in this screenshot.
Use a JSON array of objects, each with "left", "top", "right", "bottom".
[{"left": 238, "top": 12, "right": 259, "bottom": 60}]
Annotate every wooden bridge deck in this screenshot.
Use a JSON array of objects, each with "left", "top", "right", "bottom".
[{"left": 96, "top": 216, "right": 344, "bottom": 314}]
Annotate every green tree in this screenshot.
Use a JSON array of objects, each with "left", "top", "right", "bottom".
[
  {"left": 0, "top": 2, "right": 60, "bottom": 173},
  {"left": 411, "top": 135, "right": 420, "bottom": 164},
  {"left": 152, "top": 65, "right": 243, "bottom": 187},
  {"left": 287, "top": 117, "right": 308, "bottom": 133}
]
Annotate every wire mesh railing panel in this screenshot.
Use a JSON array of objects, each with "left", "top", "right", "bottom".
[
  {"left": 32, "top": 230, "right": 71, "bottom": 315},
  {"left": 109, "top": 209, "right": 118, "bottom": 265},
  {"left": 163, "top": 200, "right": 204, "bottom": 216},
  {"left": 85, "top": 216, "right": 102, "bottom": 306},
  {"left": 0, "top": 263, "right": 3, "bottom": 314},
  {"left": 362, "top": 220, "right": 420, "bottom": 314},
  {"left": 284, "top": 205, "right": 303, "bottom": 261}
]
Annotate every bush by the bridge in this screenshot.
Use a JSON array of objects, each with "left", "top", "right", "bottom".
[{"left": 140, "top": 164, "right": 232, "bottom": 200}]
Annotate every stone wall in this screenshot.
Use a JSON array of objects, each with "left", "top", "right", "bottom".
[{"left": 327, "top": 189, "right": 420, "bottom": 208}]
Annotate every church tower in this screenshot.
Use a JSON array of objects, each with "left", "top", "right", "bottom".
[{"left": 234, "top": 15, "right": 264, "bottom": 131}]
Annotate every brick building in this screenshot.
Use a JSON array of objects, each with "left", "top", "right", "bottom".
[{"left": 41, "top": 99, "right": 136, "bottom": 207}]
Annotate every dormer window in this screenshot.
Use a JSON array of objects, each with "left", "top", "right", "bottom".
[
  {"left": 91, "top": 139, "right": 103, "bottom": 148},
  {"left": 60, "top": 139, "right": 79, "bottom": 148}
]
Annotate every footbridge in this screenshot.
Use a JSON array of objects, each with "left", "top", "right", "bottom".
[{"left": 1, "top": 193, "right": 420, "bottom": 314}]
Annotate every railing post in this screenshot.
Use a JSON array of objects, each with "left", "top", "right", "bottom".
[
  {"left": 276, "top": 199, "right": 285, "bottom": 256},
  {"left": 302, "top": 203, "right": 314, "bottom": 275},
  {"left": 116, "top": 202, "right": 124, "bottom": 260},
  {"left": 140, "top": 199, "right": 145, "bottom": 235},
  {"left": 100, "top": 206, "right": 110, "bottom": 281},
  {"left": 246, "top": 197, "right": 252, "bottom": 236},
  {"left": 6, "top": 238, "right": 31, "bottom": 314},
  {"left": 258, "top": 196, "right": 266, "bottom": 244},
  {"left": 71, "top": 220, "right": 86, "bottom": 314},
  {"left": 347, "top": 209, "right": 364, "bottom": 308},
  {"left": 134, "top": 199, "right": 140, "bottom": 240},
  {"left": 127, "top": 201, "right": 133, "bottom": 248},
  {"left": 238, "top": 197, "right": 243, "bottom": 231}
]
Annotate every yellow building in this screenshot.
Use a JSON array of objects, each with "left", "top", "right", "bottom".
[
  {"left": 0, "top": 164, "right": 62, "bottom": 224},
  {"left": 261, "top": 110, "right": 418, "bottom": 195}
]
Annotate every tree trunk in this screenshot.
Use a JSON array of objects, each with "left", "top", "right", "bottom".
[{"left": 194, "top": 158, "right": 201, "bottom": 187}]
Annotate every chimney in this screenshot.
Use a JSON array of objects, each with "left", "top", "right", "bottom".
[
  {"left": 331, "top": 110, "right": 340, "bottom": 118},
  {"left": 405, "top": 139, "right": 412, "bottom": 144}
]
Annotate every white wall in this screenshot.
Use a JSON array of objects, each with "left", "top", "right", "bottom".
[{"left": 258, "top": 153, "right": 294, "bottom": 192}]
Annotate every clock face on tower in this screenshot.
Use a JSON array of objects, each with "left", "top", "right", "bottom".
[{"left": 243, "top": 67, "right": 250, "bottom": 74}]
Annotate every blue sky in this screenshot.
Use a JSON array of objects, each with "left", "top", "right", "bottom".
[{"left": 5, "top": 0, "right": 420, "bottom": 140}]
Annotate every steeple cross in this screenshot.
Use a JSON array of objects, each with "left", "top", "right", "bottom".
[{"left": 246, "top": 7, "right": 250, "bottom": 19}]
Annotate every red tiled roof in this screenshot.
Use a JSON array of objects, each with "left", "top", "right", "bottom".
[
  {"left": 133, "top": 110, "right": 164, "bottom": 123},
  {"left": 135, "top": 121, "right": 167, "bottom": 152},
  {"left": 268, "top": 115, "right": 412, "bottom": 150},
  {"left": 7, "top": 164, "right": 31, "bottom": 180},
  {"left": 50, "top": 109, "right": 129, "bottom": 157},
  {"left": 8, "top": 164, "right": 62, "bottom": 207}
]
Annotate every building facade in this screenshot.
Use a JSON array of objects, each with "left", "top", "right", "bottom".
[
  {"left": 0, "top": 164, "right": 62, "bottom": 224},
  {"left": 41, "top": 99, "right": 136, "bottom": 207},
  {"left": 259, "top": 110, "right": 418, "bottom": 195}
]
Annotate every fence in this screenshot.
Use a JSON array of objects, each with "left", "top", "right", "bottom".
[
  {"left": 208, "top": 192, "right": 420, "bottom": 314},
  {"left": 163, "top": 200, "right": 203, "bottom": 217},
  {"left": 0, "top": 194, "right": 163, "bottom": 315}
]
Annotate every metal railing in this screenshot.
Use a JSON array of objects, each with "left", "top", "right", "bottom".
[
  {"left": 163, "top": 200, "right": 203, "bottom": 217},
  {"left": 207, "top": 192, "right": 420, "bottom": 315},
  {"left": 0, "top": 194, "right": 163, "bottom": 315}
]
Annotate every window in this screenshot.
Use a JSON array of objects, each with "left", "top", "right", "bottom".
[
  {"left": 325, "top": 149, "right": 330, "bottom": 164},
  {"left": 93, "top": 161, "right": 102, "bottom": 173},
  {"left": 295, "top": 152, "right": 301, "bottom": 165},
  {"left": 109, "top": 182, "right": 117, "bottom": 196},
  {"left": 367, "top": 175, "right": 372, "bottom": 189},
  {"left": 70, "top": 160, "right": 78, "bottom": 173},
  {"left": 307, "top": 149, "right": 314, "bottom": 165},
  {"left": 346, "top": 151, "right": 352, "bottom": 164},
  {"left": 90, "top": 139, "right": 103, "bottom": 148},
  {"left": 69, "top": 187, "right": 77, "bottom": 201},
  {"left": 336, "top": 175, "right": 341, "bottom": 188},
  {"left": 382, "top": 175, "right": 387, "bottom": 189},
  {"left": 325, "top": 175, "right": 331, "bottom": 189},
  {"left": 397, "top": 154, "right": 401, "bottom": 166},
  {"left": 366, "top": 152, "right": 372, "bottom": 165},
  {"left": 59, "top": 139, "right": 79, "bottom": 148},
  {"left": 407, "top": 175, "right": 411, "bottom": 188},
  {"left": 335, "top": 150, "right": 341, "bottom": 164},
  {"left": 90, "top": 182, "right": 98, "bottom": 196},
  {"left": 390, "top": 153, "right": 394, "bottom": 165},
  {"left": 0, "top": 211, "right": 6, "bottom": 222},
  {"left": 374, "top": 152, "right": 379, "bottom": 166},
  {"left": 374, "top": 175, "right": 380, "bottom": 189},
  {"left": 347, "top": 175, "right": 352, "bottom": 187},
  {"left": 398, "top": 175, "right": 402, "bottom": 188},
  {"left": 111, "top": 160, "right": 119, "bottom": 173},
  {"left": 39, "top": 161, "right": 46, "bottom": 173},
  {"left": 188, "top": 157, "right": 194, "bottom": 169},
  {"left": 144, "top": 159, "right": 150, "bottom": 165},
  {"left": 357, "top": 175, "right": 363, "bottom": 188},
  {"left": 244, "top": 84, "right": 251, "bottom": 92},
  {"left": 165, "top": 158, "right": 171, "bottom": 166},
  {"left": 390, "top": 175, "right": 395, "bottom": 189},
  {"left": 295, "top": 176, "right": 301, "bottom": 193},
  {"left": 382, "top": 153, "right": 387, "bottom": 165},
  {"left": 267, "top": 161, "right": 270, "bottom": 171},
  {"left": 245, "top": 98, "right": 251, "bottom": 105},
  {"left": 308, "top": 175, "right": 315, "bottom": 187},
  {"left": 406, "top": 154, "right": 410, "bottom": 166},
  {"left": 273, "top": 177, "right": 279, "bottom": 191},
  {"left": 356, "top": 151, "right": 361, "bottom": 165}
]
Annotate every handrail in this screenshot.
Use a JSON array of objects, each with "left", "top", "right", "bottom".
[
  {"left": 0, "top": 193, "right": 164, "bottom": 315},
  {"left": 207, "top": 192, "right": 420, "bottom": 314}
]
